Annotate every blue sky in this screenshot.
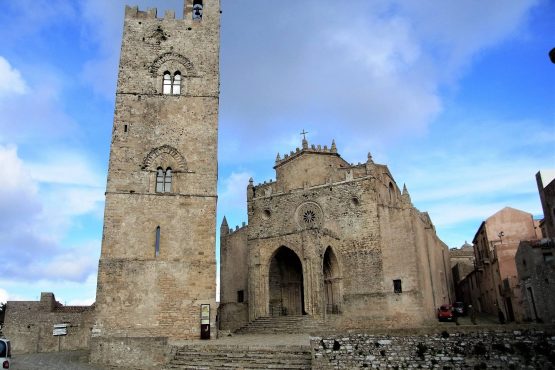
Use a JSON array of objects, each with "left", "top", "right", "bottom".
[{"left": 0, "top": 0, "right": 553, "bottom": 305}]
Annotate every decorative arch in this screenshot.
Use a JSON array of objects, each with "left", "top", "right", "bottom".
[
  {"left": 323, "top": 246, "right": 342, "bottom": 314},
  {"left": 268, "top": 246, "right": 305, "bottom": 316},
  {"left": 388, "top": 182, "right": 395, "bottom": 202},
  {"left": 149, "top": 52, "right": 196, "bottom": 76},
  {"left": 142, "top": 145, "right": 187, "bottom": 171}
]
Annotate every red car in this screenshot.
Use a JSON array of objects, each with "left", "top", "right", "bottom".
[{"left": 437, "top": 304, "right": 455, "bottom": 322}]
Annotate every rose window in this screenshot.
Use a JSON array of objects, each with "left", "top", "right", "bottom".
[
  {"left": 303, "top": 210, "right": 316, "bottom": 224},
  {"left": 296, "top": 202, "right": 323, "bottom": 229}
]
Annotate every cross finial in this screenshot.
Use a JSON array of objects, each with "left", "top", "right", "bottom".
[{"left": 300, "top": 129, "right": 309, "bottom": 140}]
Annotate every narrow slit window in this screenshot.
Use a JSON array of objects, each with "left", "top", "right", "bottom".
[
  {"left": 393, "top": 279, "right": 402, "bottom": 293},
  {"left": 237, "top": 290, "right": 244, "bottom": 303},
  {"left": 172, "top": 72, "right": 181, "bottom": 95},
  {"left": 163, "top": 72, "right": 172, "bottom": 95},
  {"left": 155, "top": 226, "right": 161, "bottom": 257}
]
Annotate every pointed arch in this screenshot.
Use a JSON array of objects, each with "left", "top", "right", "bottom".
[
  {"left": 142, "top": 145, "right": 187, "bottom": 172},
  {"left": 268, "top": 246, "right": 305, "bottom": 316},
  {"left": 323, "top": 246, "right": 342, "bottom": 314},
  {"left": 388, "top": 182, "right": 395, "bottom": 202}
]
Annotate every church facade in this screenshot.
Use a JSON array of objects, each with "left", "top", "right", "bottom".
[{"left": 220, "top": 139, "right": 454, "bottom": 331}]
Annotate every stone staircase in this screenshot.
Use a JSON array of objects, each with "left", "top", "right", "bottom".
[
  {"left": 234, "top": 315, "right": 324, "bottom": 335},
  {"left": 163, "top": 344, "right": 312, "bottom": 369}
]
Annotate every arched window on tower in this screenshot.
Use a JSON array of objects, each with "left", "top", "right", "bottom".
[
  {"left": 192, "top": 0, "right": 203, "bottom": 20},
  {"left": 164, "top": 168, "right": 172, "bottom": 192},
  {"left": 172, "top": 72, "right": 181, "bottom": 95},
  {"left": 162, "top": 71, "right": 183, "bottom": 95},
  {"left": 156, "top": 167, "right": 173, "bottom": 193},
  {"left": 156, "top": 167, "right": 165, "bottom": 192},
  {"left": 163, "top": 72, "right": 172, "bottom": 95}
]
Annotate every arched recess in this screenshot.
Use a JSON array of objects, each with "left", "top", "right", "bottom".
[
  {"left": 142, "top": 145, "right": 187, "bottom": 172},
  {"left": 268, "top": 246, "right": 305, "bottom": 316},
  {"left": 388, "top": 182, "right": 395, "bottom": 202},
  {"left": 149, "top": 52, "right": 196, "bottom": 77},
  {"left": 323, "top": 246, "right": 342, "bottom": 314}
]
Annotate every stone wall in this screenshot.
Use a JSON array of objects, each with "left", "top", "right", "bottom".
[
  {"left": 94, "top": 0, "right": 220, "bottom": 345},
  {"left": 219, "top": 224, "right": 249, "bottom": 331},
  {"left": 3, "top": 293, "right": 94, "bottom": 354},
  {"left": 89, "top": 336, "right": 169, "bottom": 369},
  {"left": 311, "top": 328, "right": 555, "bottom": 369},
  {"left": 516, "top": 239, "right": 555, "bottom": 323},
  {"left": 222, "top": 141, "right": 454, "bottom": 330},
  {"left": 537, "top": 171, "right": 555, "bottom": 238}
]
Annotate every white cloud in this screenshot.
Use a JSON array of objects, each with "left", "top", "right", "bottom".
[
  {"left": 0, "top": 289, "right": 8, "bottom": 304},
  {"left": 27, "top": 152, "right": 104, "bottom": 188},
  {"left": 0, "top": 57, "right": 27, "bottom": 97},
  {"left": 0, "top": 144, "right": 36, "bottom": 194},
  {"left": 0, "top": 145, "right": 104, "bottom": 283}
]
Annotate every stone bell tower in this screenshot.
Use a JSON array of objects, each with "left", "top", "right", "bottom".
[{"left": 92, "top": 0, "right": 220, "bottom": 352}]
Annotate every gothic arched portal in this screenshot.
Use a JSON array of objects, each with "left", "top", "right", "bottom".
[
  {"left": 268, "top": 246, "right": 305, "bottom": 316},
  {"left": 323, "top": 247, "right": 342, "bottom": 314}
]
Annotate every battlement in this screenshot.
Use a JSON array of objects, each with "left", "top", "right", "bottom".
[
  {"left": 274, "top": 139, "right": 339, "bottom": 168},
  {"left": 223, "top": 221, "right": 248, "bottom": 236},
  {"left": 125, "top": 6, "right": 161, "bottom": 19},
  {"left": 125, "top": 0, "right": 209, "bottom": 21}
]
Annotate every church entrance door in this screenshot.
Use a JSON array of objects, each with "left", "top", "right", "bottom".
[{"left": 269, "top": 247, "right": 304, "bottom": 316}]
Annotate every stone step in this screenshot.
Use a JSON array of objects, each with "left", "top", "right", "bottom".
[
  {"left": 163, "top": 344, "right": 312, "bottom": 370},
  {"left": 235, "top": 315, "right": 324, "bottom": 335}
]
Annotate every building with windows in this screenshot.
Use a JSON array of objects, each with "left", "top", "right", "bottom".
[
  {"left": 450, "top": 242, "right": 475, "bottom": 301},
  {"left": 219, "top": 139, "right": 454, "bottom": 331},
  {"left": 470, "top": 207, "right": 541, "bottom": 322}
]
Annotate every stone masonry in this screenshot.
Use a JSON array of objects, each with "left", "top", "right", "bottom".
[
  {"left": 3, "top": 293, "right": 94, "bottom": 354},
  {"left": 91, "top": 1, "right": 220, "bottom": 367},
  {"left": 220, "top": 139, "right": 454, "bottom": 332},
  {"left": 311, "top": 328, "right": 555, "bottom": 369}
]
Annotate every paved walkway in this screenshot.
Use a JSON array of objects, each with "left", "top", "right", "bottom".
[
  {"left": 9, "top": 350, "right": 102, "bottom": 370},
  {"left": 6, "top": 319, "right": 540, "bottom": 369},
  {"left": 8, "top": 334, "right": 311, "bottom": 370}
]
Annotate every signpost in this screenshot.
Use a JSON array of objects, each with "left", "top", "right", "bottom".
[
  {"left": 53, "top": 324, "right": 68, "bottom": 352},
  {"left": 52, "top": 324, "right": 67, "bottom": 336}
]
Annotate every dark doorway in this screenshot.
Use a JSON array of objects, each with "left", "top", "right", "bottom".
[
  {"left": 269, "top": 247, "right": 304, "bottom": 316},
  {"left": 323, "top": 247, "right": 341, "bottom": 314},
  {"left": 504, "top": 297, "right": 515, "bottom": 322}
]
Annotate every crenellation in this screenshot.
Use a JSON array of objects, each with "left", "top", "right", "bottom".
[{"left": 164, "top": 10, "right": 176, "bottom": 20}]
